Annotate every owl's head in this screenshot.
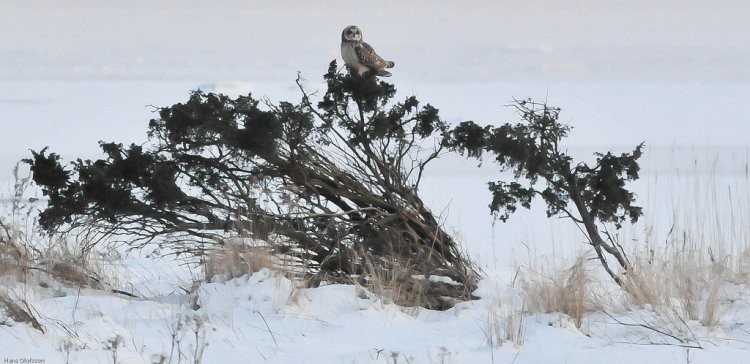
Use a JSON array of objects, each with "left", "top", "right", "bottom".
[{"left": 341, "top": 25, "right": 362, "bottom": 42}]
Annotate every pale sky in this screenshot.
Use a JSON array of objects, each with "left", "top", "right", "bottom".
[
  {"left": 1, "top": 1, "right": 749, "bottom": 182},
  {"left": 1, "top": 1, "right": 748, "bottom": 83}
]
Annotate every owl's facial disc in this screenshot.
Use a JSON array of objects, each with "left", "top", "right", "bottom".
[{"left": 343, "top": 26, "right": 362, "bottom": 41}]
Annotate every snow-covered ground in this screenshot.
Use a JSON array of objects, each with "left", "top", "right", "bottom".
[
  {"left": 4, "top": 263, "right": 750, "bottom": 364},
  {"left": 2, "top": 1, "right": 750, "bottom": 363}
]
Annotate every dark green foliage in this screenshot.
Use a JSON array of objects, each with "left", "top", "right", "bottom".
[
  {"left": 319, "top": 61, "right": 397, "bottom": 115},
  {"left": 25, "top": 148, "right": 68, "bottom": 188},
  {"left": 446, "top": 99, "right": 643, "bottom": 286},
  {"left": 24, "top": 148, "right": 85, "bottom": 227},
  {"left": 317, "top": 63, "right": 444, "bottom": 148},
  {"left": 446, "top": 100, "right": 643, "bottom": 228},
  {"left": 156, "top": 91, "right": 284, "bottom": 157}
]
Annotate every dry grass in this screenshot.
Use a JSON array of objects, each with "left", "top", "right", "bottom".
[
  {"left": 518, "top": 254, "right": 604, "bottom": 328},
  {"left": 23, "top": 230, "right": 118, "bottom": 291},
  {"left": 1, "top": 164, "right": 113, "bottom": 291},
  {"left": 44, "top": 261, "right": 100, "bottom": 287},
  {"left": 619, "top": 150, "right": 750, "bottom": 328},
  {"left": 360, "top": 256, "right": 427, "bottom": 310},
  {"left": 350, "top": 253, "right": 465, "bottom": 312},
  {"left": 0, "top": 290, "right": 43, "bottom": 332},
  {"left": 482, "top": 299, "right": 525, "bottom": 348},
  {"left": 204, "top": 240, "right": 275, "bottom": 282},
  {"left": 624, "top": 242, "right": 732, "bottom": 327},
  {"left": 0, "top": 239, "right": 27, "bottom": 280}
]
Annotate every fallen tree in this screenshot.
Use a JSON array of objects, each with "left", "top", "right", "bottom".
[{"left": 26, "top": 62, "right": 478, "bottom": 309}]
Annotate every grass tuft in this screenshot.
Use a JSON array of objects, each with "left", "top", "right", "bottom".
[{"left": 518, "top": 254, "right": 601, "bottom": 328}]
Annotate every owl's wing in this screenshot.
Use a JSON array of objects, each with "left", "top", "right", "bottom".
[{"left": 356, "top": 42, "right": 389, "bottom": 69}]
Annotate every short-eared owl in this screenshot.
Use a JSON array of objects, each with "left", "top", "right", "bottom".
[{"left": 340, "top": 25, "right": 395, "bottom": 77}]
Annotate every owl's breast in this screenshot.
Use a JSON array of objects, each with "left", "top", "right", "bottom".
[
  {"left": 341, "top": 42, "right": 368, "bottom": 75},
  {"left": 341, "top": 43, "right": 359, "bottom": 67}
]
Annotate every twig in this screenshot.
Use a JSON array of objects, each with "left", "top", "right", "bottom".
[
  {"left": 673, "top": 311, "right": 702, "bottom": 348},
  {"left": 603, "top": 311, "right": 703, "bottom": 349},
  {"left": 256, "top": 311, "right": 278, "bottom": 348},
  {"left": 255, "top": 348, "right": 267, "bottom": 361},
  {"left": 511, "top": 351, "right": 520, "bottom": 364},
  {"left": 610, "top": 341, "right": 703, "bottom": 349}
]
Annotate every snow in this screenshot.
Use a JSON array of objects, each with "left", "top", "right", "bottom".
[
  {"left": 2, "top": 1, "right": 750, "bottom": 363},
  {"left": 3, "top": 265, "right": 750, "bottom": 363}
]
